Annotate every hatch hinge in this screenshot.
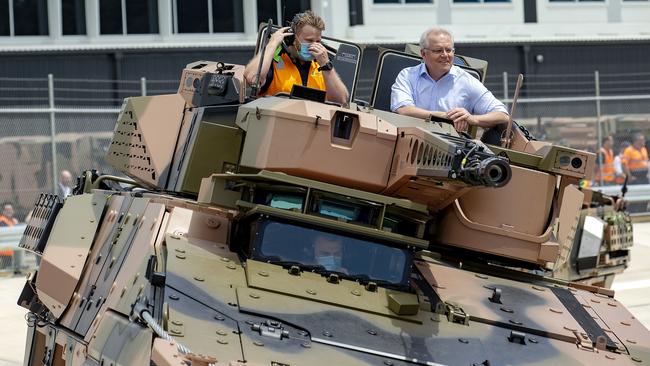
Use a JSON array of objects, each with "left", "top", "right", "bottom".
[
  {"left": 436, "top": 301, "right": 470, "bottom": 325},
  {"left": 251, "top": 320, "right": 290, "bottom": 340}
]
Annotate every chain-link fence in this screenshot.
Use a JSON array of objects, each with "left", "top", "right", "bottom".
[{"left": 1, "top": 70, "right": 650, "bottom": 221}]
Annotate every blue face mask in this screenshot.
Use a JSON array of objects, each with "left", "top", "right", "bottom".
[
  {"left": 316, "top": 255, "right": 342, "bottom": 271},
  {"left": 298, "top": 43, "right": 314, "bottom": 61}
]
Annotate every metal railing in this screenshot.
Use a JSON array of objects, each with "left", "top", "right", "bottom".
[
  {"left": 0, "top": 224, "right": 37, "bottom": 275},
  {"left": 1, "top": 71, "right": 650, "bottom": 219}
]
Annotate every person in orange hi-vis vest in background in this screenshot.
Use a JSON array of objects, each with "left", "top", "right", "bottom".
[
  {"left": 0, "top": 203, "right": 18, "bottom": 227},
  {"left": 596, "top": 135, "right": 616, "bottom": 186},
  {"left": 623, "top": 133, "right": 649, "bottom": 185},
  {"left": 244, "top": 10, "right": 349, "bottom": 105}
]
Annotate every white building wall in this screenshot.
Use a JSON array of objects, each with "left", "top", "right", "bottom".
[
  {"left": 621, "top": 2, "right": 650, "bottom": 23},
  {"left": 450, "top": 2, "right": 522, "bottom": 25},
  {"left": 2, "top": 0, "right": 650, "bottom": 52},
  {"left": 536, "top": 1, "right": 608, "bottom": 24}
]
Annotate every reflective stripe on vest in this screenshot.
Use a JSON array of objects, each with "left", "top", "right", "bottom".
[
  {"left": 597, "top": 147, "right": 615, "bottom": 182},
  {"left": 262, "top": 52, "right": 326, "bottom": 96},
  {"left": 623, "top": 146, "right": 649, "bottom": 172}
]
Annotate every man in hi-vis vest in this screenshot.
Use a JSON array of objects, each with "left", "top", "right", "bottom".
[
  {"left": 623, "top": 133, "right": 649, "bottom": 185},
  {"left": 596, "top": 135, "right": 616, "bottom": 185},
  {"left": 244, "top": 11, "right": 349, "bottom": 105}
]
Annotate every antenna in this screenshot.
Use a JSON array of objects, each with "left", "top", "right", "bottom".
[
  {"left": 250, "top": 18, "right": 274, "bottom": 97},
  {"left": 502, "top": 74, "right": 524, "bottom": 149}
]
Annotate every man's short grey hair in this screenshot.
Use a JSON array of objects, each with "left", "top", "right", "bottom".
[{"left": 419, "top": 27, "right": 454, "bottom": 49}]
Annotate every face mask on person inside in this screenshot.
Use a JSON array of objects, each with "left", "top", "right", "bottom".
[{"left": 298, "top": 43, "right": 314, "bottom": 61}]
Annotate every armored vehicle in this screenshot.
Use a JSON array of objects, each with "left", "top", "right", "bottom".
[{"left": 17, "top": 26, "right": 649, "bottom": 366}]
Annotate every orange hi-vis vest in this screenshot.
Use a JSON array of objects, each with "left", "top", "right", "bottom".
[
  {"left": 596, "top": 147, "right": 615, "bottom": 183},
  {"left": 0, "top": 214, "right": 16, "bottom": 227},
  {"left": 262, "top": 51, "right": 326, "bottom": 96},
  {"left": 623, "top": 145, "right": 649, "bottom": 173}
]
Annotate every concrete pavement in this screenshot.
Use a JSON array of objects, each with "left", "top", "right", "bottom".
[{"left": 0, "top": 276, "right": 27, "bottom": 366}]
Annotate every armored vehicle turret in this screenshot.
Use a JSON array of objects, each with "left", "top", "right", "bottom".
[{"left": 16, "top": 27, "right": 648, "bottom": 366}]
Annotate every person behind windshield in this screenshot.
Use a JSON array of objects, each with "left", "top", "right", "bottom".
[
  {"left": 313, "top": 235, "right": 347, "bottom": 274},
  {"left": 243, "top": 10, "right": 349, "bottom": 105},
  {"left": 390, "top": 27, "right": 509, "bottom": 133}
]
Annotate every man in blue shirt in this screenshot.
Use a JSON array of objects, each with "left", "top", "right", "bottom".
[{"left": 391, "top": 27, "right": 509, "bottom": 133}]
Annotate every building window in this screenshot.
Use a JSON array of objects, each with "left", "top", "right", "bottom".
[
  {"left": 1, "top": 0, "right": 49, "bottom": 36},
  {"left": 100, "top": 0, "right": 159, "bottom": 35},
  {"left": 175, "top": 0, "right": 243, "bottom": 33},
  {"left": 257, "top": 0, "right": 310, "bottom": 27},
  {"left": 373, "top": 0, "right": 432, "bottom": 3},
  {"left": 62, "top": 0, "right": 86, "bottom": 35},
  {"left": 0, "top": 0, "right": 9, "bottom": 36}
]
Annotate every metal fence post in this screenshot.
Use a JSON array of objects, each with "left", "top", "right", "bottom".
[
  {"left": 141, "top": 77, "right": 147, "bottom": 96},
  {"left": 595, "top": 70, "right": 603, "bottom": 187},
  {"left": 48, "top": 74, "right": 59, "bottom": 195},
  {"left": 502, "top": 71, "right": 509, "bottom": 100}
]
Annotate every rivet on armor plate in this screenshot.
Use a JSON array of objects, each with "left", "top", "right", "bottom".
[
  {"left": 500, "top": 307, "right": 514, "bottom": 313},
  {"left": 605, "top": 355, "right": 616, "bottom": 360},
  {"left": 367, "top": 330, "right": 377, "bottom": 336},
  {"left": 351, "top": 290, "right": 361, "bottom": 296},
  {"left": 171, "top": 320, "right": 183, "bottom": 326},
  {"left": 176, "top": 254, "right": 186, "bottom": 259},
  {"left": 226, "top": 263, "right": 236, "bottom": 270},
  {"left": 627, "top": 339, "right": 637, "bottom": 344},
  {"left": 563, "top": 326, "right": 577, "bottom": 332},
  {"left": 120, "top": 287, "right": 126, "bottom": 297},
  {"left": 216, "top": 330, "right": 227, "bottom": 336},
  {"left": 475, "top": 274, "right": 488, "bottom": 279},
  {"left": 175, "top": 248, "right": 186, "bottom": 253},
  {"left": 249, "top": 293, "right": 260, "bottom": 299},
  {"left": 528, "top": 338, "right": 538, "bottom": 344},
  {"left": 133, "top": 273, "right": 139, "bottom": 284},
  {"left": 214, "top": 315, "right": 225, "bottom": 321},
  {"left": 258, "top": 271, "right": 269, "bottom": 277},
  {"left": 532, "top": 286, "right": 546, "bottom": 291},
  {"left": 383, "top": 360, "right": 394, "bottom": 366},
  {"left": 306, "top": 289, "right": 317, "bottom": 295},
  {"left": 217, "top": 339, "right": 228, "bottom": 345},
  {"left": 253, "top": 341, "right": 264, "bottom": 347},
  {"left": 591, "top": 299, "right": 601, "bottom": 303},
  {"left": 220, "top": 257, "right": 230, "bottom": 262},
  {"left": 322, "top": 331, "right": 332, "bottom": 337},
  {"left": 549, "top": 308, "right": 563, "bottom": 314},
  {"left": 621, "top": 321, "right": 631, "bottom": 326},
  {"left": 301, "top": 342, "right": 311, "bottom": 348},
  {"left": 194, "top": 276, "right": 205, "bottom": 282},
  {"left": 607, "top": 302, "right": 617, "bottom": 307},
  {"left": 169, "top": 294, "right": 180, "bottom": 300},
  {"left": 509, "top": 319, "right": 523, "bottom": 325},
  {"left": 631, "top": 356, "right": 642, "bottom": 363},
  {"left": 458, "top": 338, "right": 469, "bottom": 344}
]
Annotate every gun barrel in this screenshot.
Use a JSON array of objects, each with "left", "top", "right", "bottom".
[{"left": 459, "top": 156, "right": 511, "bottom": 188}]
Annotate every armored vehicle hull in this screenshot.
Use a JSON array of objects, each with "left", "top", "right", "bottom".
[{"left": 15, "top": 28, "right": 648, "bottom": 365}]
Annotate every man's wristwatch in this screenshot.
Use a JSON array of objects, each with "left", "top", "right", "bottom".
[{"left": 318, "top": 61, "right": 334, "bottom": 71}]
